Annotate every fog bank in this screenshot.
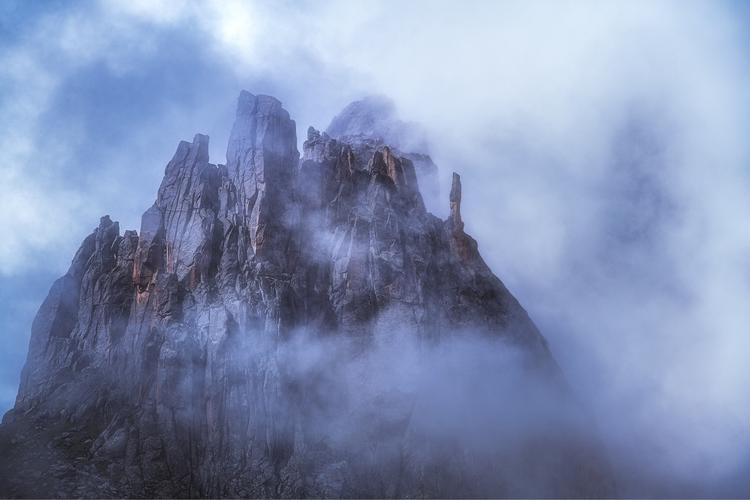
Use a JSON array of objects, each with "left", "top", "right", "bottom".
[{"left": 1, "top": 0, "right": 749, "bottom": 495}]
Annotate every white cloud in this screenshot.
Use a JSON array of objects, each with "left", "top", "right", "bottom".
[{"left": 2, "top": 0, "right": 750, "bottom": 492}]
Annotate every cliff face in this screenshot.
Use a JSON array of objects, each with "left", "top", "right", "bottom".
[{"left": 0, "top": 92, "right": 613, "bottom": 498}]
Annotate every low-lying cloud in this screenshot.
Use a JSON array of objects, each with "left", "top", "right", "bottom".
[{"left": 1, "top": 0, "right": 749, "bottom": 495}]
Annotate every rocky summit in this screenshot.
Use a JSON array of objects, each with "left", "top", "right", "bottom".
[{"left": 0, "top": 91, "right": 614, "bottom": 498}]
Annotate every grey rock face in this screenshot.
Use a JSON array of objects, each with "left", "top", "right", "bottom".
[{"left": 0, "top": 92, "right": 614, "bottom": 498}]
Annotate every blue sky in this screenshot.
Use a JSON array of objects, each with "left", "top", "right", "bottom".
[{"left": 2, "top": 0, "right": 750, "bottom": 493}]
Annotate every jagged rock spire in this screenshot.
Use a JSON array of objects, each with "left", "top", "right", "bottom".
[
  {"left": 226, "top": 91, "right": 299, "bottom": 263},
  {"left": 226, "top": 91, "right": 298, "bottom": 194},
  {"left": 449, "top": 172, "right": 463, "bottom": 230},
  {"left": 133, "top": 133, "right": 218, "bottom": 287}
]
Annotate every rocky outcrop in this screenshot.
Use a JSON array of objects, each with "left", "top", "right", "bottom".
[
  {"left": 0, "top": 92, "right": 614, "bottom": 498},
  {"left": 325, "top": 95, "right": 440, "bottom": 213}
]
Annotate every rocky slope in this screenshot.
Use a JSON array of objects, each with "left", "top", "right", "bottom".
[{"left": 0, "top": 91, "right": 614, "bottom": 498}]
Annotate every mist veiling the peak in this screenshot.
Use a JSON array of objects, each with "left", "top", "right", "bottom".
[
  {"left": 1, "top": 1, "right": 749, "bottom": 498},
  {"left": 0, "top": 91, "right": 613, "bottom": 498}
]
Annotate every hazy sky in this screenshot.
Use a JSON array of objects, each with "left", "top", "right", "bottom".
[{"left": 2, "top": 0, "right": 750, "bottom": 495}]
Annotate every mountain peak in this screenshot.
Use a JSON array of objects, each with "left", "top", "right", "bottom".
[
  {"left": 326, "top": 96, "right": 440, "bottom": 212},
  {"left": 326, "top": 95, "right": 396, "bottom": 139},
  {"left": 236, "top": 90, "right": 289, "bottom": 120},
  {"left": 326, "top": 95, "right": 426, "bottom": 152},
  {"left": 0, "top": 91, "right": 614, "bottom": 498}
]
